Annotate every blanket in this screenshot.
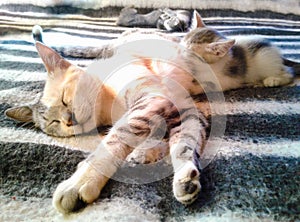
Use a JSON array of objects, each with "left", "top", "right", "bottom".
[{"left": 0, "top": 2, "right": 299, "bottom": 221}]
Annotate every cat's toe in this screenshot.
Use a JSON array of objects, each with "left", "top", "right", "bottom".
[
  {"left": 52, "top": 162, "right": 101, "bottom": 214},
  {"left": 173, "top": 161, "right": 201, "bottom": 205},
  {"left": 126, "top": 150, "right": 147, "bottom": 166},
  {"left": 263, "top": 77, "right": 281, "bottom": 87},
  {"left": 53, "top": 184, "right": 87, "bottom": 213}
]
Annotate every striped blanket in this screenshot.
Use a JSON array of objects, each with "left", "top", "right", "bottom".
[{"left": 0, "top": 3, "right": 299, "bottom": 222}]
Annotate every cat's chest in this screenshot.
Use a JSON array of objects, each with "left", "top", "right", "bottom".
[{"left": 101, "top": 64, "right": 154, "bottom": 96}]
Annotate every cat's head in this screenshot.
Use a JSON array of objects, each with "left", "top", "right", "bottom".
[
  {"left": 5, "top": 42, "right": 103, "bottom": 137},
  {"left": 182, "top": 11, "right": 235, "bottom": 63}
]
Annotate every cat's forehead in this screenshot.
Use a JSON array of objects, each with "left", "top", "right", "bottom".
[
  {"left": 31, "top": 100, "right": 49, "bottom": 111},
  {"left": 183, "top": 28, "right": 224, "bottom": 44}
]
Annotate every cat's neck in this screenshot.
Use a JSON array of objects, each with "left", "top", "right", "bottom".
[
  {"left": 209, "top": 53, "right": 244, "bottom": 91},
  {"left": 95, "top": 84, "right": 125, "bottom": 126},
  {"left": 209, "top": 54, "right": 231, "bottom": 75}
]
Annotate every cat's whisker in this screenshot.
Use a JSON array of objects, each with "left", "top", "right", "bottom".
[{"left": 17, "top": 121, "right": 34, "bottom": 129}]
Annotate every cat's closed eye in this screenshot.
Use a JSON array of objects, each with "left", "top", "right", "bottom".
[
  {"left": 62, "top": 99, "right": 68, "bottom": 107},
  {"left": 50, "top": 120, "right": 61, "bottom": 125},
  {"left": 62, "top": 91, "right": 69, "bottom": 107}
]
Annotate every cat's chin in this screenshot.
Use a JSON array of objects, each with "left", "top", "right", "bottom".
[
  {"left": 58, "top": 120, "right": 97, "bottom": 137},
  {"left": 40, "top": 124, "right": 81, "bottom": 138}
]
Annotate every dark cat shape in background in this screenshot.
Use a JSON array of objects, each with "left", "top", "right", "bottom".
[{"left": 116, "top": 6, "right": 192, "bottom": 32}]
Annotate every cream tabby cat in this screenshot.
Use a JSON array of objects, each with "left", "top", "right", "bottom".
[
  {"left": 182, "top": 11, "right": 295, "bottom": 90},
  {"left": 6, "top": 32, "right": 214, "bottom": 213}
]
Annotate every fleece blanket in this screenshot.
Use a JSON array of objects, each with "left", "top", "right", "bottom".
[{"left": 0, "top": 2, "right": 299, "bottom": 221}]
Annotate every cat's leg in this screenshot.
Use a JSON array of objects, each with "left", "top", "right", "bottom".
[
  {"left": 123, "top": 95, "right": 174, "bottom": 165},
  {"left": 52, "top": 96, "right": 170, "bottom": 213},
  {"left": 169, "top": 106, "right": 207, "bottom": 205},
  {"left": 52, "top": 127, "right": 133, "bottom": 214},
  {"left": 263, "top": 68, "right": 293, "bottom": 87}
]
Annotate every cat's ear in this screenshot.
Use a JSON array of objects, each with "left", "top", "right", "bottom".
[
  {"left": 5, "top": 106, "right": 33, "bottom": 122},
  {"left": 205, "top": 39, "right": 235, "bottom": 57},
  {"left": 35, "top": 42, "right": 71, "bottom": 76},
  {"left": 190, "top": 10, "right": 206, "bottom": 30}
]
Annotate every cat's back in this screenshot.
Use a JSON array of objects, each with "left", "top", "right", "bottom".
[
  {"left": 234, "top": 36, "right": 284, "bottom": 80},
  {"left": 234, "top": 36, "right": 283, "bottom": 61}
]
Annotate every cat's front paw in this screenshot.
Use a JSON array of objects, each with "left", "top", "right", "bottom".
[
  {"left": 173, "top": 161, "right": 201, "bottom": 205},
  {"left": 53, "top": 161, "right": 103, "bottom": 214}
]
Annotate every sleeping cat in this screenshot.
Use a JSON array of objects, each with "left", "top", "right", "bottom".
[
  {"left": 5, "top": 33, "right": 214, "bottom": 213},
  {"left": 32, "top": 12, "right": 297, "bottom": 88},
  {"left": 181, "top": 11, "right": 295, "bottom": 89}
]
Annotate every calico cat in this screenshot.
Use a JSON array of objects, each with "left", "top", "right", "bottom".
[
  {"left": 181, "top": 11, "right": 295, "bottom": 90},
  {"left": 5, "top": 32, "right": 212, "bottom": 213}
]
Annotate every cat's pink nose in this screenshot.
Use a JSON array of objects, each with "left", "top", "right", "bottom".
[{"left": 62, "top": 111, "right": 77, "bottom": 127}]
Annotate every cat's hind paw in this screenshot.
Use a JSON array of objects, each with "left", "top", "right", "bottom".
[
  {"left": 126, "top": 141, "right": 169, "bottom": 166},
  {"left": 126, "top": 149, "right": 149, "bottom": 165},
  {"left": 263, "top": 77, "right": 282, "bottom": 87},
  {"left": 263, "top": 75, "right": 292, "bottom": 87},
  {"left": 173, "top": 161, "right": 201, "bottom": 205},
  {"left": 52, "top": 161, "right": 102, "bottom": 214}
]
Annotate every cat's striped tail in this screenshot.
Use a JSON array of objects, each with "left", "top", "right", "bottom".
[{"left": 32, "top": 25, "right": 114, "bottom": 59}]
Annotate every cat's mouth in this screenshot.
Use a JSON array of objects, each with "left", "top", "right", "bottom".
[
  {"left": 61, "top": 115, "right": 95, "bottom": 137},
  {"left": 68, "top": 118, "right": 78, "bottom": 127},
  {"left": 65, "top": 113, "right": 79, "bottom": 127}
]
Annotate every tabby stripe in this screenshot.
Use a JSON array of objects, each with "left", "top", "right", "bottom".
[
  {"left": 118, "top": 123, "right": 150, "bottom": 137},
  {"left": 181, "top": 113, "right": 206, "bottom": 129},
  {"left": 169, "top": 127, "right": 203, "bottom": 150},
  {"left": 129, "top": 116, "right": 150, "bottom": 125},
  {"left": 168, "top": 109, "right": 180, "bottom": 119},
  {"left": 179, "top": 145, "right": 194, "bottom": 156},
  {"left": 200, "top": 130, "right": 207, "bottom": 151},
  {"left": 130, "top": 104, "right": 149, "bottom": 113},
  {"left": 116, "top": 126, "right": 131, "bottom": 134},
  {"left": 178, "top": 107, "right": 208, "bottom": 128},
  {"left": 167, "top": 118, "right": 182, "bottom": 129},
  {"left": 129, "top": 123, "right": 149, "bottom": 131},
  {"left": 105, "top": 134, "right": 120, "bottom": 146},
  {"left": 181, "top": 133, "right": 200, "bottom": 145},
  {"left": 178, "top": 107, "right": 194, "bottom": 115}
]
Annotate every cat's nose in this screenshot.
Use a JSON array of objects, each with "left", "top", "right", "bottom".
[{"left": 62, "top": 111, "right": 78, "bottom": 127}]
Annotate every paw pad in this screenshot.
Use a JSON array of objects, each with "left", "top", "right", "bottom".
[{"left": 173, "top": 162, "right": 201, "bottom": 205}]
